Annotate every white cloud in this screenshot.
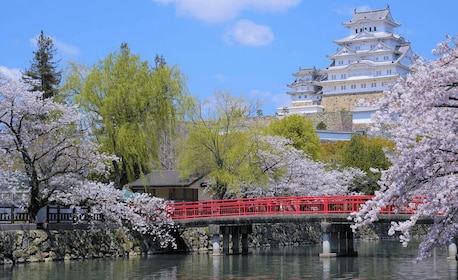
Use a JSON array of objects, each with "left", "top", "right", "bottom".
[
  {"left": 224, "top": 20, "right": 274, "bottom": 47},
  {"left": 0, "top": 66, "right": 22, "bottom": 81},
  {"left": 249, "top": 89, "right": 291, "bottom": 115},
  {"left": 214, "top": 73, "right": 228, "bottom": 82},
  {"left": 30, "top": 35, "right": 80, "bottom": 57},
  {"left": 250, "top": 88, "right": 271, "bottom": 99},
  {"left": 53, "top": 39, "right": 80, "bottom": 56},
  {"left": 355, "top": 5, "right": 372, "bottom": 12},
  {"left": 271, "top": 91, "right": 290, "bottom": 108},
  {"left": 153, "top": 0, "right": 301, "bottom": 23}
]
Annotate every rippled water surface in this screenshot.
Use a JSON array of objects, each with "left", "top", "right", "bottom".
[{"left": 1, "top": 240, "right": 456, "bottom": 279}]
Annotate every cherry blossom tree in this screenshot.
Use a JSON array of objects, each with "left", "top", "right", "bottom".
[
  {"left": 0, "top": 78, "right": 112, "bottom": 218},
  {"left": 50, "top": 182, "right": 176, "bottom": 248},
  {"left": 0, "top": 77, "right": 176, "bottom": 248},
  {"left": 352, "top": 36, "right": 458, "bottom": 260},
  {"left": 243, "top": 136, "right": 365, "bottom": 197}
]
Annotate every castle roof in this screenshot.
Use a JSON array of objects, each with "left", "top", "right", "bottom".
[
  {"left": 343, "top": 6, "right": 400, "bottom": 28},
  {"left": 333, "top": 32, "right": 405, "bottom": 44}
]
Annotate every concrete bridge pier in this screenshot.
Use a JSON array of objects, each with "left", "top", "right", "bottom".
[
  {"left": 212, "top": 224, "right": 252, "bottom": 255},
  {"left": 209, "top": 225, "right": 222, "bottom": 255},
  {"left": 319, "top": 221, "right": 357, "bottom": 258},
  {"left": 319, "top": 222, "right": 336, "bottom": 258},
  {"left": 448, "top": 238, "right": 457, "bottom": 260},
  {"left": 222, "top": 229, "right": 230, "bottom": 254},
  {"left": 232, "top": 231, "right": 241, "bottom": 253},
  {"left": 241, "top": 228, "right": 250, "bottom": 255}
]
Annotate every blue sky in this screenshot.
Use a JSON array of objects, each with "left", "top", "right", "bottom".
[{"left": 1, "top": 1, "right": 457, "bottom": 115}]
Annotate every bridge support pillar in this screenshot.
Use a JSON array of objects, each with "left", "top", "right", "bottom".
[
  {"left": 241, "top": 233, "right": 249, "bottom": 254},
  {"left": 319, "top": 222, "right": 356, "bottom": 258},
  {"left": 219, "top": 225, "right": 252, "bottom": 255},
  {"left": 232, "top": 231, "right": 240, "bottom": 253},
  {"left": 320, "top": 222, "right": 336, "bottom": 258},
  {"left": 209, "top": 225, "right": 221, "bottom": 255},
  {"left": 241, "top": 226, "right": 250, "bottom": 255},
  {"left": 448, "top": 238, "right": 457, "bottom": 260},
  {"left": 222, "top": 232, "right": 230, "bottom": 254}
]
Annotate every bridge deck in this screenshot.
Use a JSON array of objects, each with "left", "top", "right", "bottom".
[
  {"left": 167, "top": 195, "right": 428, "bottom": 226},
  {"left": 173, "top": 213, "right": 432, "bottom": 227}
]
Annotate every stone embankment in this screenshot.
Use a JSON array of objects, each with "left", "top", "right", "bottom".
[
  {"left": 0, "top": 228, "right": 159, "bottom": 265},
  {"left": 0, "top": 222, "right": 430, "bottom": 264},
  {"left": 179, "top": 222, "right": 430, "bottom": 253}
]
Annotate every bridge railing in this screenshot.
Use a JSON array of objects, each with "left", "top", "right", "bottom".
[
  {"left": 167, "top": 195, "right": 375, "bottom": 220},
  {"left": 167, "top": 195, "right": 425, "bottom": 220}
]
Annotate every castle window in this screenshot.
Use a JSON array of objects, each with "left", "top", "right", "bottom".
[
  {"left": 387, "top": 69, "right": 392, "bottom": 74},
  {"left": 355, "top": 29, "right": 358, "bottom": 33},
  {"left": 341, "top": 74, "right": 346, "bottom": 79},
  {"left": 371, "top": 82, "right": 377, "bottom": 87},
  {"left": 351, "top": 84, "right": 356, "bottom": 89},
  {"left": 331, "top": 74, "right": 336, "bottom": 80},
  {"left": 376, "top": 70, "right": 381, "bottom": 76},
  {"left": 374, "top": 27, "right": 377, "bottom": 31},
  {"left": 341, "top": 85, "right": 346, "bottom": 90},
  {"left": 361, "top": 84, "right": 367, "bottom": 89},
  {"left": 333, "top": 86, "right": 336, "bottom": 90},
  {"left": 369, "top": 27, "right": 372, "bottom": 31}
]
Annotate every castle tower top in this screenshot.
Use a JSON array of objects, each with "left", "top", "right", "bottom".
[{"left": 343, "top": 5, "right": 400, "bottom": 35}]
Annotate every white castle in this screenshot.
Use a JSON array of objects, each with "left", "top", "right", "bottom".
[{"left": 277, "top": 5, "right": 414, "bottom": 126}]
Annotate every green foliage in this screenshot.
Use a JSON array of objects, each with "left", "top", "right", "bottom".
[
  {"left": 67, "top": 44, "right": 191, "bottom": 187},
  {"left": 316, "top": 121, "right": 327, "bottom": 130},
  {"left": 320, "top": 140, "right": 347, "bottom": 166},
  {"left": 267, "top": 114, "right": 321, "bottom": 160},
  {"left": 341, "top": 134, "right": 393, "bottom": 194},
  {"left": 22, "top": 30, "right": 62, "bottom": 99},
  {"left": 179, "top": 92, "right": 265, "bottom": 199}
]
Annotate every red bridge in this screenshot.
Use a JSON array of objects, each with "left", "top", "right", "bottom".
[
  {"left": 167, "top": 195, "right": 420, "bottom": 222},
  {"left": 167, "top": 195, "right": 427, "bottom": 256}
]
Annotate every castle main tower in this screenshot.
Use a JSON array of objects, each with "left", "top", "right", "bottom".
[{"left": 278, "top": 5, "right": 414, "bottom": 127}]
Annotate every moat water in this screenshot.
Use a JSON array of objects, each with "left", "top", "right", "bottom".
[{"left": 1, "top": 240, "right": 456, "bottom": 279}]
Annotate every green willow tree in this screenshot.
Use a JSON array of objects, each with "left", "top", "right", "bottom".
[
  {"left": 22, "top": 30, "right": 62, "bottom": 99},
  {"left": 179, "top": 92, "right": 265, "bottom": 199},
  {"left": 267, "top": 114, "right": 322, "bottom": 160},
  {"left": 64, "top": 44, "right": 191, "bottom": 188}
]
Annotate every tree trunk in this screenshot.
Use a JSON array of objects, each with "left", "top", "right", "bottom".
[
  {"left": 28, "top": 174, "right": 41, "bottom": 221},
  {"left": 112, "top": 159, "right": 128, "bottom": 189}
]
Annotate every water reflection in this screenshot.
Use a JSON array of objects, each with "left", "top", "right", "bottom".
[{"left": 1, "top": 240, "right": 458, "bottom": 279}]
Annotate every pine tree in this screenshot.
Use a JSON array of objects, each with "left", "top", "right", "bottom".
[{"left": 22, "top": 30, "right": 62, "bottom": 99}]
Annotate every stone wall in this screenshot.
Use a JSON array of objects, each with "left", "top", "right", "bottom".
[
  {"left": 0, "top": 228, "right": 162, "bottom": 265},
  {"left": 305, "top": 111, "right": 353, "bottom": 131},
  {"left": 178, "top": 222, "right": 430, "bottom": 253},
  {"left": 321, "top": 92, "right": 384, "bottom": 113},
  {"left": 178, "top": 223, "right": 323, "bottom": 252},
  {"left": 0, "top": 223, "right": 430, "bottom": 264}
]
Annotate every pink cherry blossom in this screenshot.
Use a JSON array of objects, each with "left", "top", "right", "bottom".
[{"left": 352, "top": 36, "right": 458, "bottom": 260}]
